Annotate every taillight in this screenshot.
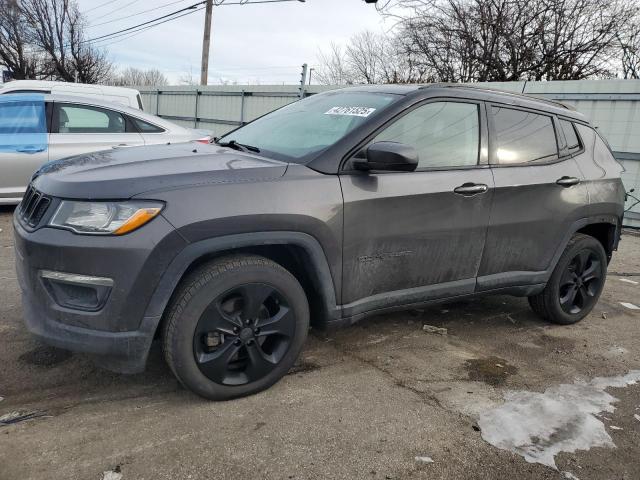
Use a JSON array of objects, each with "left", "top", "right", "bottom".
[{"left": 195, "top": 137, "right": 211, "bottom": 144}]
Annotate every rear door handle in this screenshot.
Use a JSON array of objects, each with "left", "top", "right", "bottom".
[
  {"left": 454, "top": 183, "right": 489, "bottom": 196},
  {"left": 556, "top": 176, "right": 580, "bottom": 187},
  {"left": 16, "top": 146, "right": 45, "bottom": 154},
  {"left": 112, "top": 144, "right": 130, "bottom": 149}
]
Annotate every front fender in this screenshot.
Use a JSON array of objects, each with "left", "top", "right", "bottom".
[{"left": 142, "top": 231, "right": 341, "bottom": 330}]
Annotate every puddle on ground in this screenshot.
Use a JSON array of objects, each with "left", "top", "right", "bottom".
[
  {"left": 19, "top": 345, "right": 71, "bottom": 367},
  {"left": 478, "top": 370, "right": 640, "bottom": 469},
  {"left": 465, "top": 357, "right": 518, "bottom": 386}
]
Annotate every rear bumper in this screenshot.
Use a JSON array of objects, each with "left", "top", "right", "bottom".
[{"left": 14, "top": 212, "right": 187, "bottom": 373}]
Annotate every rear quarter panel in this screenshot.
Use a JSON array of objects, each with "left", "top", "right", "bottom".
[{"left": 573, "top": 124, "right": 625, "bottom": 220}]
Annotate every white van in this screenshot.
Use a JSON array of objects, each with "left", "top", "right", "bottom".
[{"left": 0, "top": 80, "right": 144, "bottom": 110}]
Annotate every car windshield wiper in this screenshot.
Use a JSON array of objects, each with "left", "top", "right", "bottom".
[{"left": 214, "top": 139, "right": 260, "bottom": 153}]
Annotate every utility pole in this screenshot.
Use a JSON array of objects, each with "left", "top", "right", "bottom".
[
  {"left": 299, "top": 63, "right": 308, "bottom": 99},
  {"left": 200, "top": 0, "right": 213, "bottom": 86}
]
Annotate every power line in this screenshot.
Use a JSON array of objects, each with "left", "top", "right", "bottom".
[
  {"left": 87, "top": 0, "right": 191, "bottom": 28},
  {"left": 83, "top": 0, "right": 120, "bottom": 14},
  {"left": 88, "top": 5, "right": 207, "bottom": 46},
  {"left": 82, "top": 1, "right": 207, "bottom": 44},
  {"left": 90, "top": 0, "right": 144, "bottom": 23},
  {"left": 91, "top": 23, "right": 169, "bottom": 47},
  {"left": 83, "top": 0, "right": 304, "bottom": 46}
]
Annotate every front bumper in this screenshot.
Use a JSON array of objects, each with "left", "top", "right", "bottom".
[{"left": 14, "top": 213, "right": 187, "bottom": 373}]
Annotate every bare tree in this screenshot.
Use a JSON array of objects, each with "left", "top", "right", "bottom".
[
  {"left": 0, "top": 0, "right": 42, "bottom": 79},
  {"left": 1, "top": 0, "right": 112, "bottom": 83},
  {"left": 315, "top": 43, "right": 351, "bottom": 85},
  {"left": 21, "top": 0, "right": 112, "bottom": 82},
  {"left": 316, "top": 31, "right": 429, "bottom": 85},
  {"left": 618, "top": 27, "right": 640, "bottom": 79},
  {"left": 179, "top": 66, "right": 198, "bottom": 86},
  {"left": 108, "top": 67, "right": 168, "bottom": 86},
  {"left": 374, "top": 0, "right": 640, "bottom": 82}
]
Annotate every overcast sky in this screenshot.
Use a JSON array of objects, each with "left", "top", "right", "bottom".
[{"left": 80, "top": 0, "right": 389, "bottom": 85}]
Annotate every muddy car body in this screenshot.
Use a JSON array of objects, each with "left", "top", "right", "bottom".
[{"left": 14, "top": 85, "right": 625, "bottom": 399}]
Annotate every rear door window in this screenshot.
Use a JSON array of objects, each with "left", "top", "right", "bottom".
[
  {"left": 55, "top": 104, "right": 126, "bottom": 134},
  {"left": 491, "top": 106, "right": 558, "bottom": 164}
]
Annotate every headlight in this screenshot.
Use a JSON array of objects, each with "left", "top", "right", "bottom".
[{"left": 49, "top": 200, "right": 163, "bottom": 235}]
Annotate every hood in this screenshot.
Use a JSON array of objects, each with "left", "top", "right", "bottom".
[{"left": 32, "top": 143, "right": 288, "bottom": 199}]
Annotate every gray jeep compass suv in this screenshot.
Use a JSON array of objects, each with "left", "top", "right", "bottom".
[{"left": 14, "top": 85, "right": 625, "bottom": 400}]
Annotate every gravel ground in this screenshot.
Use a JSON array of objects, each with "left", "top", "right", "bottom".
[{"left": 0, "top": 208, "right": 639, "bottom": 480}]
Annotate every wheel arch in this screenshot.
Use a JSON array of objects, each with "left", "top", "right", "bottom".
[
  {"left": 549, "top": 215, "right": 621, "bottom": 275},
  {"left": 575, "top": 222, "right": 618, "bottom": 261},
  {"left": 144, "top": 232, "right": 340, "bottom": 337}
]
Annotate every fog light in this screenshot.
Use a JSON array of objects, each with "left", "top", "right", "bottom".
[{"left": 40, "top": 270, "right": 113, "bottom": 311}]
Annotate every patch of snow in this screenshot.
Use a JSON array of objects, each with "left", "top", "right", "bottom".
[
  {"left": 415, "top": 456, "right": 434, "bottom": 463},
  {"left": 562, "top": 472, "right": 580, "bottom": 480},
  {"left": 422, "top": 324, "right": 447, "bottom": 335},
  {"left": 634, "top": 414, "right": 640, "bottom": 422},
  {"left": 609, "top": 426, "right": 623, "bottom": 430},
  {"left": 478, "top": 370, "right": 640, "bottom": 469},
  {"left": 0, "top": 411, "right": 19, "bottom": 423},
  {"left": 618, "top": 278, "right": 639, "bottom": 285},
  {"left": 619, "top": 302, "right": 640, "bottom": 310},
  {"left": 101, "top": 470, "right": 122, "bottom": 480}
]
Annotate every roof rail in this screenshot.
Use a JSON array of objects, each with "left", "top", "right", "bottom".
[{"left": 419, "top": 83, "right": 576, "bottom": 111}]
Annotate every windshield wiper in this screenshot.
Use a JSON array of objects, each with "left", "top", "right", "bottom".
[{"left": 214, "top": 139, "right": 260, "bottom": 153}]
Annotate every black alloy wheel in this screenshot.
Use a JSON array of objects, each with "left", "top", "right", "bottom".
[
  {"left": 558, "top": 249, "right": 603, "bottom": 315},
  {"left": 193, "top": 283, "right": 296, "bottom": 386},
  {"left": 162, "top": 255, "right": 309, "bottom": 400},
  {"left": 528, "top": 233, "right": 608, "bottom": 325}
]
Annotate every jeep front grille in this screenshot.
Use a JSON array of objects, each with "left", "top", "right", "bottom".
[{"left": 19, "top": 185, "right": 51, "bottom": 228}]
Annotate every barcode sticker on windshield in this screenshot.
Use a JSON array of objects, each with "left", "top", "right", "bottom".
[{"left": 325, "top": 106, "right": 376, "bottom": 117}]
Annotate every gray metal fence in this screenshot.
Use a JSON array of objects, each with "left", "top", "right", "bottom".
[
  {"left": 139, "top": 80, "right": 640, "bottom": 226},
  {"left": 139, "top": 85, "right": 334, "bottom": 138}
]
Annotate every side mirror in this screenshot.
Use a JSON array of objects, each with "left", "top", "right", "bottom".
[{"left": 353, "top": 141, "right": 418, "bottom": 172}]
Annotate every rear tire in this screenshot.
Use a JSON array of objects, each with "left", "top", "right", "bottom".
[
  {"left": 162, "top": 254, "right": 309, "bottom": 400},
  {"left": 528, "top": 234, "right": 607, "bottom": 325}
]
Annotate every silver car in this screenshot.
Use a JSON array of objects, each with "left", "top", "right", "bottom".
[{"left": 0, "top": 93, "right": 211, "bottom": 204}]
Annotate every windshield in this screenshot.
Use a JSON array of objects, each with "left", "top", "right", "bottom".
[{"left": 218, "top": 91, "right": 400, "bottom": 163}]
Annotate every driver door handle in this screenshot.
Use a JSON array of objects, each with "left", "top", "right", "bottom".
[
  {"left": 556, "top": 176, "right": 581, "bottom": 187},
  {"left": 454, "top": 183, "right": 489, "bottom": 196}
]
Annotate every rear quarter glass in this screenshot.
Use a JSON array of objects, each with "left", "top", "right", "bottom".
[{"left": 0, "top": 94, "right": 47, "bottom": 154}]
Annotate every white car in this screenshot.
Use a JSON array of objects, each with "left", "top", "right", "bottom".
[
  {"left": 0, "top": 93, "right": 211, "bottom": 204},
  {"left": 0, "top": 80, "right": 144, "bottom": 110}
]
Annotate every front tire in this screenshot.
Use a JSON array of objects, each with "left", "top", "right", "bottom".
[
  {"left": 528, "top": 233, "right": 607, "bottom": 325},
  {"left": 162, "top": 255, "right": 309, "bottom": 400}
]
